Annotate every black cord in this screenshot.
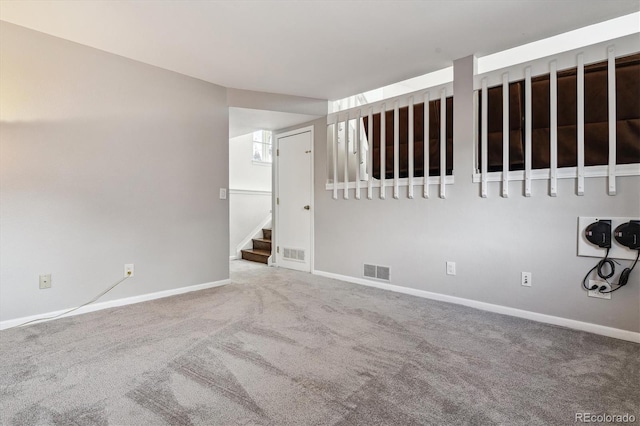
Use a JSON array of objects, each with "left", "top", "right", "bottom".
[
  {"left": 600, "top": 250, "right": 640, "bottom": 294},
  {"left": 596, "top": 248, "right": 615, "bottom": 280},
  {"left": 582, "top": 263, "right": 600, "bottom": 291},
  {"left": 582, "top": 248, "right": 613, "bottom": 291}
]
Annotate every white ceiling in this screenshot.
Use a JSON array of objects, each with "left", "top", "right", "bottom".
[
  {"left": 1, "top": 1, "right": 638, "bottom": 101},
  {"left": 229, "top": 108, "right": 321, "bottom": 138}
]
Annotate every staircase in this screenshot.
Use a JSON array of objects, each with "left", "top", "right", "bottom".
[{"left": 241, "top": 228, "right": 272, "bottom": 264}]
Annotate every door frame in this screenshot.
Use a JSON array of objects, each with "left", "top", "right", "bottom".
[{"left": 273, "top": 125, "right": 315, "bottom": 272}]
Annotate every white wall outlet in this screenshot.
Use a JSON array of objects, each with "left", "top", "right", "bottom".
[
  {"left": 446, "top": 261, "right": 456, "bottom": 276},
  {"left": 219, "top": 188, "right": 227, "bottom": 200},
  {"left": 578, "top": 217, "right": 640, "bottom": 260},
  {"left": 124, "top": 264, "right": 134, "bottom": 278},
  {"left": 39, "top": 274, "right": 51, "bottom": 289},
  {"left": 587, "top": 280, "right": 611, "bottom": 299},
  {"left": 521, "top": 272, "right": 532, "bottom": 287}
]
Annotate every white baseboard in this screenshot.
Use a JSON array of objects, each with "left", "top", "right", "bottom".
[
  {"left": 312, "top": 270, "right": 640, "bottom": 344},
  {"left": 229, "top": 255, "right": 239, "bottom": 260},
  {"left": 0, "top": 279, "right": 231, "bottom": 331},
  {"left": 228, "top": 189, "right": 272, "bottom": 196}
]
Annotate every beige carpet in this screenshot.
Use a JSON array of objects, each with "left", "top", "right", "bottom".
[{"left": 1, "top": 260, "right": 638, "bottom": 425}]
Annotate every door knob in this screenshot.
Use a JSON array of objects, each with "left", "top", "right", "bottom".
[{"left": 303, "top": 205, "right": 310, "bottom": 210}]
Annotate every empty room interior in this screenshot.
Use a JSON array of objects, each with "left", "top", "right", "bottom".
[{"left": 1, "top": 1, "right": 640, "bottom": 424}]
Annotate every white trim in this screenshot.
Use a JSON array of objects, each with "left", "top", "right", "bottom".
[
  {"left": 607, "top": 45, "right": 617, "bottom": 196},
  {"left": 424, "top": 91, "right": 430, "bottom": 198},
  {"left": 343, "top": 115, "right": 350, "bottom": 200},
  {"left": 332, "top": 116, "right": 338, "bottom": 200},
  {"left": 326, "top": 175, "right": 454, "bottom": 191},
  {"left": 524, "top": 66, "right": 532, "bottom": 197},
  {"left": 577, "top": 53, "right": 585, "bottom": 196},
  {"left": 312, "top": 270, "right": 640, "bottom": 344},
  {"left": 480, "top": 78, "right": 488, "bottom": 198},
  {"left": 550, "top": 60, "right": 558, "bottom": 197},
  {"left": 380, "top": 103, "right": 386, "bottom": 200},
  {"left": 228, "top": 189, "right": 272, "bottom": 196},
  {"left": 501, "top": 72, "right": 509, "bottom": 198},
  {"left": 472, "top": 90, "right": 479, "bottom": 179},
  {"left": 439, "top": 88, "right": 446, "bottom": 199},
  {"left": 367, "top": 108, "right": 373, "bottom": 200},
  {"left": 0, "top": 279, "right": 231, "bottom": 331},
  {"left": 393, "top": 100, "right": 400, "bottom": 199},
  {"left": 472, "top": 163, "right": 640, "bottom": 183},
  {"left": 229, "top": 255, "right": 238, "bottom": 260},
  {"left": 234, "top": 213, "right": 272, "bottom": 257},
  {"left": 251, "top": 160, "right": 272, "bottom": 167},
  {"left": 355, "top": 109, "right": 362, "bottom": 200},
  {"left": 408, "top": 98, "right": 414, "bottom": 199},
  {"left": 310, "top": 124, "right": 317, "bottom": 274}
]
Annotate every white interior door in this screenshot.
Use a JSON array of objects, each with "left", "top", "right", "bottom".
[{"left": 276, "top": 128, "right": 313, "bottom": 272}]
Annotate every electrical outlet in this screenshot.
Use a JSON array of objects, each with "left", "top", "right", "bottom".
[
  {"left": 124, "top": 264, "right": 134, "bottom": 278},
  {"left": 219, "top": 188, "right": 227, "bottom": 200},
  {"left": 446, "top": 261, "right": 456, "bottom": 276},
  {"left": 587, "top": 280, "right": 611, "bottom": 299},
  {"left": 39, "top": 274, "right": 51, "bottom": 289},
  {"left": 521, "top": 272, "right": 532, "bottom": 287}
]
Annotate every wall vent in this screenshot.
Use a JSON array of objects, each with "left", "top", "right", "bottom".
[
  {"left": 283, "top": 247, "right": 305, "bottom": 262},
  {"left": 363, "top": 264, "right": 377, "bottom": 278},
  {"left": 363, "top": 264, "right": 390, "bottom": 281},
  {"left": 376, "top": 266, "right": 390, "bottom": 281}
]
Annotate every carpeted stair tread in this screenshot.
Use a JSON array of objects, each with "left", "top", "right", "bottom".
[
  {"left": 252, "top": 238, "right": 272, "bottom": 252},
  {"left": 241, "top": 248, "right": 270, "bottom": 264},
  {"left": 252, "top": 238, "right": 271, "bottom": 244}
]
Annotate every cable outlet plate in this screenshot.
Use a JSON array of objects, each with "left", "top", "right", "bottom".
[
  {"left": 39, "top": 274, "right": 51, "bottom": 289},
  {"left": 578, "top": 217, "right": 640, "bottom": 260},
  {"left": 124, "top": 264, "right": 134, "bottom": 277},
  {"left": 521, "top": 272, "right": 532, "bottom": 287},
  {"left": 587, "top": 280, "right": 611, "bottom": 300},
  {"left": 446, "top": 261, "right": 456, "bottom": 275}
]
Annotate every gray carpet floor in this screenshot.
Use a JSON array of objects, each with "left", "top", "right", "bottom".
[{"left": 1, "top": 260, "right": 638, "bottom": 425}]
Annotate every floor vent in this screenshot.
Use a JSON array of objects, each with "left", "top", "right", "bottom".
[
  {"left": 363, "top": 264, "right": 390, "bottom": 281},
  {"left": 283, "top": 248, "right": 305, "bottom": 262}
]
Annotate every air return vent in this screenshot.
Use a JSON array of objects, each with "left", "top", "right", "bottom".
[
  {"left": 283, "top": 247, "right": 305, "bottom": 262},
  {"left": 363, "top": 264, "right": 391, "bottom": 281}
]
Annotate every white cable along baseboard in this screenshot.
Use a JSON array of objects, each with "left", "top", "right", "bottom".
[
  {"left": 0, "top": 279, "right": 231, "bottom": 331},
  {"left": 312, "top": 270, "right": 640, "bottom": 344}
]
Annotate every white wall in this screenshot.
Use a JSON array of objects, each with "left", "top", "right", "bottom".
[
  {"left": 229, "top": 133, "right": 272, "bottom": 192},
  {"left": 229, "top": 133, "right": 272, "bottom": 255},
  {"left": 229, "top": 191, "right": 272, "bottom": 256},
  {"left": 0, "top": 22, "right": 229, "bottom": 322},
  {"left": 311, "top": 55, "right": 640, "bottom": 334}
]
